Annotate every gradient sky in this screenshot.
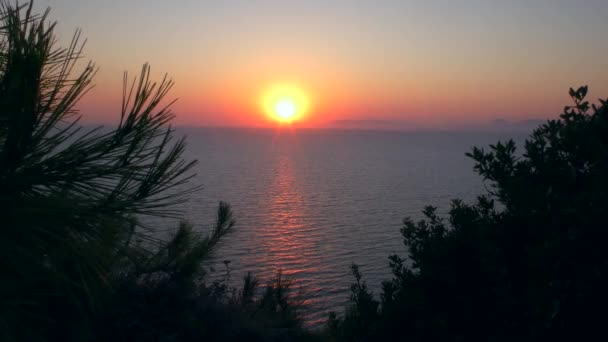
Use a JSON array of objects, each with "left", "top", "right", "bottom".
[{"left": 36, "top": 0, "right": 608, "bottom": 129}]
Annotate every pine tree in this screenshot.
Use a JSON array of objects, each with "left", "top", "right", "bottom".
[{"left": 0, "top": 2, "right": 200, "bottom": 338}]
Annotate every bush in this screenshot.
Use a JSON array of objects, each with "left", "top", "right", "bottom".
[
  {"left": 94, "top": 205, "right": 310, "bottom": 342},
  {"left": 331, "top": 87, "right": 608, "bottom": 341}
]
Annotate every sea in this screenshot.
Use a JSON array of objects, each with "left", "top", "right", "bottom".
[{"left": 159, "top": 127, "right": 527, "bottom": 327}]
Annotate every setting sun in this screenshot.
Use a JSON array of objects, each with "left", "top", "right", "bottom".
[
  {"left": 262, "top": 85, "right": 310, "bottom": 123},
  {"left": 274, "top": 99, "right": 297, "bottom": 121}
]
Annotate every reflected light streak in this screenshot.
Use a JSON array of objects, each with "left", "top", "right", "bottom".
[{"left": 252, "top": 142, "right": 322, "bottom": 316}]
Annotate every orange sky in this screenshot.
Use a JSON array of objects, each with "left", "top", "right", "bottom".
[{"left": 40, "top": 0, "right": 608, "bottom": 130}]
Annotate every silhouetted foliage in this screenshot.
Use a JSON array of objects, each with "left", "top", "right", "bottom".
[
  {"left": 327, "top": 264, "right": 379, "bottom": 341},
  {"left": 0, "top": 1, "right": 201, "bottom": 339},
  {"left": 95, "top": 206, "right": 311, "bottom": 342},
  {"left": 6, "top": 1, "right": 608, "bottom": 341},
  {"left": 0, "top": 2, "right": 312, "bottom": 341},
  {"left": 330, "top": 86, "right": 608, "bottom": 341}
]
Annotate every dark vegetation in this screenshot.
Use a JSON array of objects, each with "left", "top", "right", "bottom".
[
  {"left": 329, "top": 85, "right": 608, "bottom": 341},
  {"left": 0, "top": 3, "right": 311, "bottom": 341},
  {"left": 2, "top": 2, "right": 608, "bottom": 341}
]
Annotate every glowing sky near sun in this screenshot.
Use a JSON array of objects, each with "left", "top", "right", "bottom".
[{"left": 36, "top": 0, "right": 608, "bottom": 129}]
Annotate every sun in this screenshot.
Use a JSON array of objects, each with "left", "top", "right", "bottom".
[
  {"left": 275, "top": 99, "right": 297, "bottom": 120},
  {"left": 262, "top": 85, "right": 309, "bottom": 123}
]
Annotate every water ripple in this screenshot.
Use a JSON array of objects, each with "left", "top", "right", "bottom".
[{"left": 164, "top": 128, "right": 525, "bottom": 327}]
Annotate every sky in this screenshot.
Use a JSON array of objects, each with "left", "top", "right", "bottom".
[{"left": 35, "top": 0, "right": 608, "bottom": 129}]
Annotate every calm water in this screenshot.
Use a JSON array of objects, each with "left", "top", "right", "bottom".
[{"left": 168, "top": 127, "right": 524, "bottom": 326}]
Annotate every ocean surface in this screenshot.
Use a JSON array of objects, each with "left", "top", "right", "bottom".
[{"left": 162, "top": 127, "right": 526, "bottom": 327}]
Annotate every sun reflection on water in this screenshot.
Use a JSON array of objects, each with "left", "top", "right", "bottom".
[{"left": 253, "top": 138, "right": 325, "bottom": 320}]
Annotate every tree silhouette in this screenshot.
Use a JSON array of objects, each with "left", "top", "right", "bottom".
[
  {"left": 331, "top": 86, "right": 608, "bottom": 341},
  {"left": 0, "top": 2, "right": 201, "bottom": 339},
  {"left": 0, "top": 3, "right": 312, "bottom": 341}
]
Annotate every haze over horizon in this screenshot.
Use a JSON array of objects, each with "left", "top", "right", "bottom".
[{"left": 37, "top": 0, "right": 608, "bottom": 129}]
